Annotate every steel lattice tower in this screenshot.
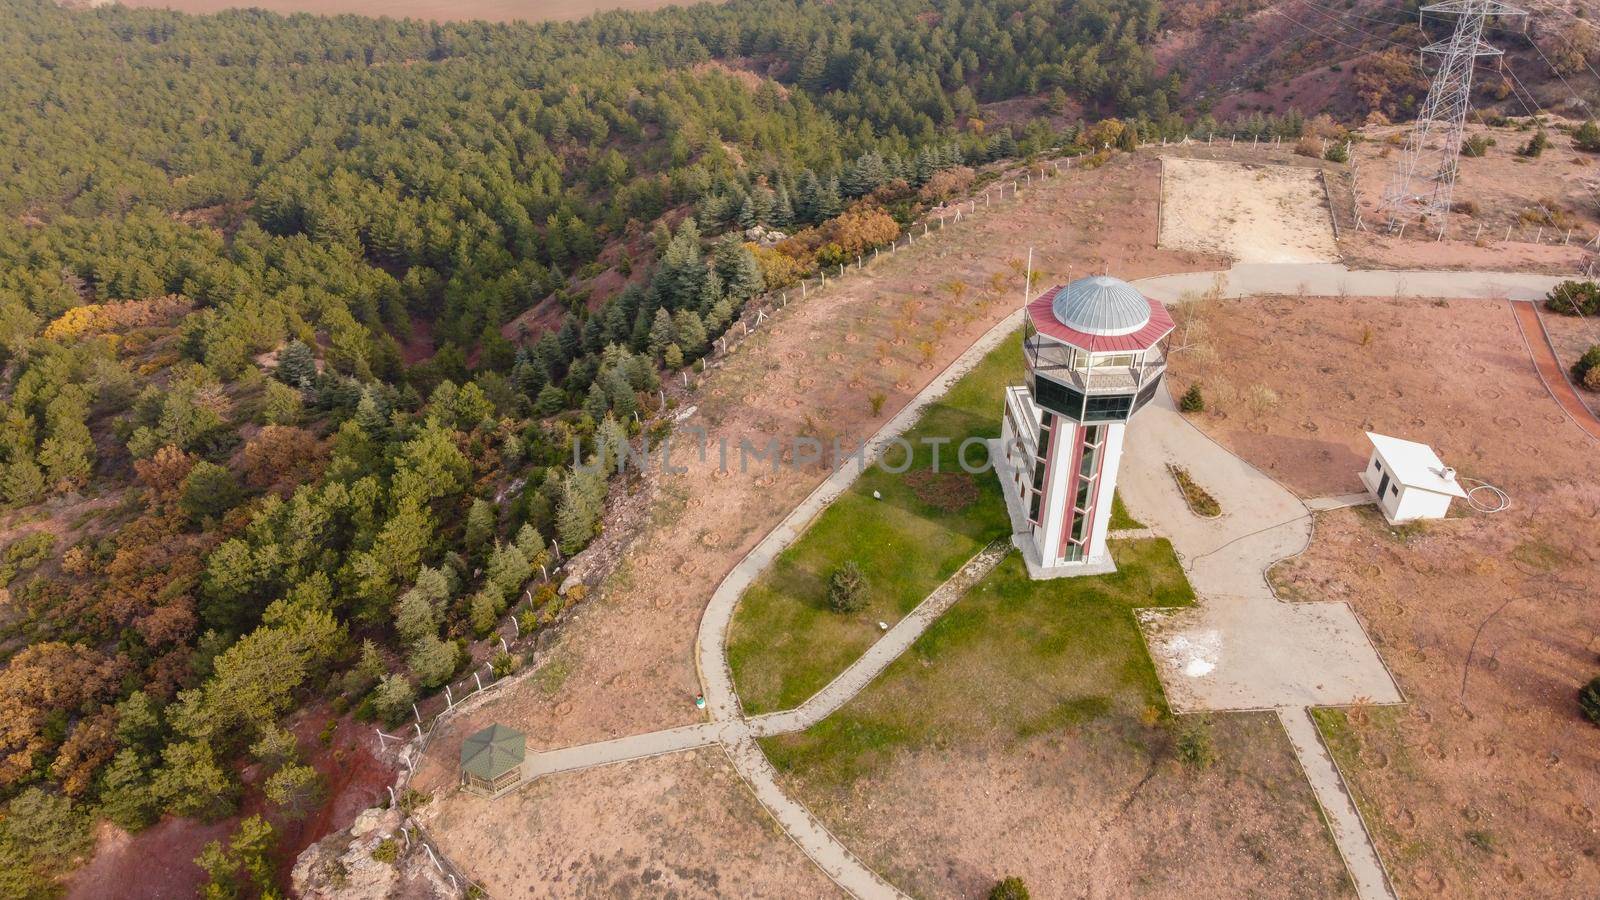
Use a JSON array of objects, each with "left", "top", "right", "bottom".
[{"left": 1384, "top": 0, "right": 1525, "bottom": 232}]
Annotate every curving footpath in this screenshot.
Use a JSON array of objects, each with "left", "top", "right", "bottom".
[
  {"left": 505, "top": 261, "right": 1576, "bottom": 900},
  {"left": 1511, "top": 300, "right": 1600, "bottom": 441}
]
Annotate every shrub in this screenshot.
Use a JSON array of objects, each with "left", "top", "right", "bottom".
[
  {"left": 1293, "top": 136, "right": 1321, "bottom": 158},
  {"left": 1179, "top": 383, "right": 1205, "bottom": 413},
  {"left": 989, "top": 877, "right": 1030, "bottom": 900},
  {"left": 1575, "top": 119, "right": 1600, "bottom": 153},
  {"left": 1460, "top": 134, "right": 1494, "bottom": 158},
  {"left": 1581, "top": 676, "right": 1600, "bottom": 726},
  {"left": 1547, "top": 280, "right": 1600, "bottom": 316},
  {"left": 370, "top": 838, "right": 400, "bottom": 864},
  {"left": 1323, "top": 142, "right": 1349, "bottom": 164},
  {"left": 827, "top": 561, "right": 869, "bottom": 613},
  {"left": 1518, "top": 128, "right": 1550, "bottom": 157},
  {"left": 1177, "top": 719, "right": 1216, "bottom": 768},
  {"left": 1576, "top": 346, "right": 1600, "bottom": 392}
]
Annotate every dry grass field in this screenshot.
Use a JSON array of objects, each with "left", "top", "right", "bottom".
[
  {"left": 111, "top": 0, "right": 708, "bottom": 23},
  {"left": 1168, "top": 294, "right": 1600, "bottom": 898}
]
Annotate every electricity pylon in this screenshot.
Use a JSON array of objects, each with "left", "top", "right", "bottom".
[{"left": 1383, "top": 0, "right": 1525, "bottom": 233}]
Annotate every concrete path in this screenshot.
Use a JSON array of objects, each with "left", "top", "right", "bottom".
[
  {"left": 1279, "top": 707, "right": 1396, "bottom": 900},
  {"left": 1137, "top": 262, "right": 1564, "bottom": 304},
  {"left": 522, "top": 722, "right": 724, "bottom": 779},
  {"left": 1306, "top": 493, "right": 1375, "bottom": 511},
  {"left": 1511, "top": 300, "right": 1600, "bottom": 442}
]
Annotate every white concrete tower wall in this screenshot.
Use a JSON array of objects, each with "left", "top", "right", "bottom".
[
  {"left": 1034, "top": 410, "right": 1075, "bottom": 564},
  {"left": 1083, "top": 421, "right": 1125, "bottom": 564}
]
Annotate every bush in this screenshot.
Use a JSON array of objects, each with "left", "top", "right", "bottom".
[
  {"left": 1179, "top": 383, "right": 1205, "bottom": 413},
  {"left": 1460, "top": 134, "right": 1494, "bottom": 158},
  {"left": 1575, "top": 119, "right": 1600, "bottom": 153},
  {"left": 370, "top": 838, "right": 400, "bottom": 864},
  {"left": 1177, "top": 719, "right": 1216, "bottom": 768},
  {"left": 1580, "top": 676, "right": 1600, "bottom": 726},
  {"left": 989, "top": 877, "right": 1030, "bottom": 900},
  {"left": 1547, "top": 281, "right": 1600, "bottom": 316},
  {"left": 827, "top": 561, "right": 868, "bottom": 613},
  {"left": 1518, "top": 128, "right": 1550, "bottom": 157},
  {"left": 1323, "top": 141, "right": 1349, "bottom": 164},
  {"left": 1575, "top": 346, "right": 1600, "bottom": 392}
]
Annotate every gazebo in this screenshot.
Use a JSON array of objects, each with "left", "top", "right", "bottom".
[{"left": 459, "top": 724, "right": 526, "bottom": 797}]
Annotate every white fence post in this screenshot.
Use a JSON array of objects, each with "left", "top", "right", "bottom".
[
  {"left": 445, "top": 685, "right": 453, "bottom": 709},
  {"left": 474, "top": 672, "right": 483, "bottom": 692}
]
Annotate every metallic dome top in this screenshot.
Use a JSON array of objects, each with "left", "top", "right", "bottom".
[{"left": 1049, "top": 275, "right": 1152, "bottom": 337}]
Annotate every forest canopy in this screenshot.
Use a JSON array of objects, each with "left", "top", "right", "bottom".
[{"left": 0, "top": 0, "right": 1180, "bottom": 892}]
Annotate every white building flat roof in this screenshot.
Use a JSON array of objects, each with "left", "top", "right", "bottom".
[{"left": 1365, "top": 432, "right": 1468, "bottom": 498}]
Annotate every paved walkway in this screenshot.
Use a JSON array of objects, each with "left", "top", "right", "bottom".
[
  {"left": 1279, "top": 707, "right": 1395, "bottom": 900},
  {"left": 1306, "top": 493, "right": 1375, "bottom": 511},
  {"left": 1137, "top": 262, "right": 1564, "bottom": 304},
  {"left": 1511, "top": 300, "right": 1600, "bottom": 441}
]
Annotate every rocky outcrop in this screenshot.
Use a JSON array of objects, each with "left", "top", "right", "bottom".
[{"left": 291, "top": 806, "right": 453, "bottom": 900}]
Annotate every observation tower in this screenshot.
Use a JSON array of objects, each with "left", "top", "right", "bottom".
[{"left": 996, "top": 275, "right": 1174, "bottom": 577}]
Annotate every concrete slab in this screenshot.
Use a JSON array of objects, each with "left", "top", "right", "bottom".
[{"left": 1140, "top": 595, "right": 1401, "bottom": 712}]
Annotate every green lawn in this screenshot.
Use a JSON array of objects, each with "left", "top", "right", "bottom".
[
  {"left": 761, "top": 538, "right": 1196, "bottom": 785},
  {"left": 727, "top": 330, "right": 1020, "bottom": 714},
  {"left": 1109, "top": 492, "right": 1143, "bottom": 530}
]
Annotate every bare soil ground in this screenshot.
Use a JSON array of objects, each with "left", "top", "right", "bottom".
[
  {"left": 111, "top": 0, "right": 703, "bottom": 23},
  {"left": 1167, "top": 294, "right": 1600, "bottom": 898},
  {"left": 417, "top": 150, "right": 1226, "bottom": 888},
  {"left": 783, "top": 715, "right": 1351, "bottom": 899},
  {"left": 1341, "top": 121, "right": 1596, "bottom": 273},
  {"left": 1160, "top": 156, "right": 1339, "bottom": 263},
  {"left": 418, "top": 748, "right": 839, "bottom": 899},
  {"left": 1540, "top": 308, "right": 1600, "bottom": 417}
]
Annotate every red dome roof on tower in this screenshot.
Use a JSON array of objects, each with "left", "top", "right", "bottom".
[{"left": 1026, "top": 278, "right": 1175, "bottom": 352}]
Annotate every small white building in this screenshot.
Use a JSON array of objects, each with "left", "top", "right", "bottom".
[{"left": 1360, "top": 432, "right": 1467, "bottom": 525}]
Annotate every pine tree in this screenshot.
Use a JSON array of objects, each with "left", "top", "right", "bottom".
[
  {"left": 737, "top": 194, "right": 758, "bottom": 229},
  {"left": 648, "top": 307, "right": 677, "bottom": 360},
  {"left": 603, "top": 368, "right": 638, "bottom": 421},
  {"left": 772, "top": 186, "right": 795, "bottom": 228},
  {"left": 713, "top": 237, "right": 765, "bottom": 302},
  {"left": 582, "top": 381, "right": 609, "bottom": 422},
  {"left": 464, "top": 498, "right": 497, "bottom": 553},
  {"left": 555, "top": 467, "right": 606, "bottom": 553},
  {"left": 664, "top": 343, "right": 684, "bottom": 369},
  {"left": 596, "top": 414, "right": 629, "bottom": 475},
  {"left": 672, "top": 309, "right": 709, "bottom": 355},
  {"left": 371, "top": 674, "right": 417, "bottom": 725},
  {"left": 408, "top": 634, "right": 460, "bottom": 688},
  {"left": 275, "top": 340, "right": 316, "bottom": 386},
  {"left": 816, "top": 177, "right": 844, "bottom": 219}
]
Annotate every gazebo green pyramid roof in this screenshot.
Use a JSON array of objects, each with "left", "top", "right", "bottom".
[{"left": 460, "top": 724, "right": 525, "bottom": 780}]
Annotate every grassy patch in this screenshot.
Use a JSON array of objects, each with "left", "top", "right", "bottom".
[
  {"left": 1109, "top": 491, "right": 1143, "bottom": 530},
  {"left": 760, "top": 538, "right": 1196, "bottom": 786},
  {"left": 727, "top": 331, "right": 1020, "bottom": 714},
  {"left": 1167, "top": 463, "right": 1221, "bottom": 518}
]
